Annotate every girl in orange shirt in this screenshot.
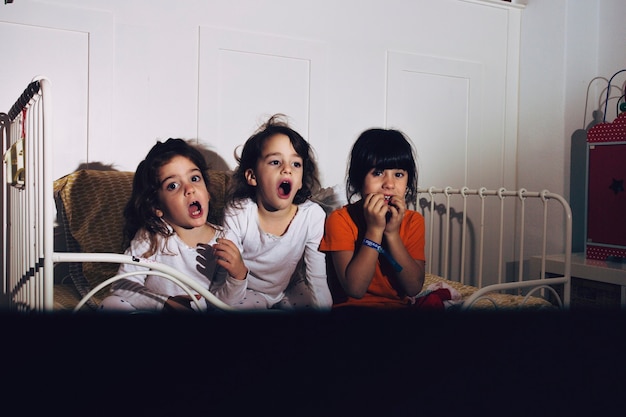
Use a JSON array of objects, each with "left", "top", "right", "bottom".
[{"left": 320, "top": 128, "right": 449, "bottom": 310}]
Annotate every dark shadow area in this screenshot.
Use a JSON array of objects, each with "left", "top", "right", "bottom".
[{"left": 1, "top": 309, "right": 625, "bottom": 416}]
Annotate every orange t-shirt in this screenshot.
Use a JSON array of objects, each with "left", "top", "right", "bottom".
[{"left": 319, "top": 204, "right": 425, "bottom": 309}]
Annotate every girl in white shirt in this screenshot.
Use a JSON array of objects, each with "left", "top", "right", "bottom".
[
  {"left": 100, "top": 138, "right": 247, "bottom": 313},
  {"left": 223, "top": 114, "right": 332, "bottom": 311}
]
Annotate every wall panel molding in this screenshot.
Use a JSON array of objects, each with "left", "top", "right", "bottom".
[
  {"left": 386, "top": 51, "right": 484, "bottom": 188},
  {"left": 198, "top": 26, "right": 328, "bottom": 169}
]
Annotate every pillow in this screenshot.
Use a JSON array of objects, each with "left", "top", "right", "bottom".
[
  {"left": 54, "top": 170, "right": 135, "bottom": 308},
  {"left": 53, "top": 169, "right": 231, "bottom": 310}
]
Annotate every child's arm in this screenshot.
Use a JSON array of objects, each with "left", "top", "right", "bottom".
[
  {"left": 381, "top": 195, "right": 425, "bottom": 296},
  {"left": 327, "top": 245, "right": 379, "bottom": 300},
  {"left": 321, "top": 205, "right": 378, "bottom": 299},
  {"left": 303, "top": 206, "right": 332, "bottom": 308},
  {"left": 334, "top": 194, "right": 389, "bottom": 298},
  {"left": 338, "top": 193, "right": 424, "bottom": 298},
  {"left": 110, "top": 239, "right": 170, "bottom": 310},
  {"left": 383, "top": 234, "right": 425, "bottom": 297}
]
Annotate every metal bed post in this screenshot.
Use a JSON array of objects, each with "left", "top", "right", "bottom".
[
  {"left": 38, "top": 77, "right": 54, "bottom": 311},
  {"left": 477, "top": 187, "right": 487, "bottom": 288},
  {"left": 2, "top": 77, "right": 53, "bottom": 312},
  {"left": 0, "top": 112, "right": 9, "bottom": 305},
  {"left": 459, "top": 187, "right": 469, "bottom": 285},
  {"left": 517, "top": 188, "right": 527, "bottom": 284},
  {"left": 496, "top": 187, "right": 505, "bottom": 285},
  {"left": 443, "top": 186, "right": 452, "bottom": 280},
  {"left": 417, "top": 186, "right": 572, "bottom": 309}
]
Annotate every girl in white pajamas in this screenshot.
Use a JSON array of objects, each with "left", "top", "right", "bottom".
[
  {"left": 223, "top": 114, "right": 332, "bottom": 311},
  {"left": 100, "top": 138, "right": 247, "bottom": 313}
]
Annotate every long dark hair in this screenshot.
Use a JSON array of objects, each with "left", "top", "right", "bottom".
[
  {"left": 346, "top": 128, "right": 418, "bottom": 206},
  {"left": 227, "top": 114, "right": 320, "bottom": 207},
  {"left": 123, "top": 138, "right": 212, "bottom": 256}
]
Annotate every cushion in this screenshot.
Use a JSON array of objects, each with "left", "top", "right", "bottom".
[
  {"left": 54, "top": 170, "right": 135, "bottom": 309},
  {"left": 423, "top": 273, "right": 554, "bottom": 310},
  {"left": 53, "top": 168, "right": 231, "bottom": 310}
]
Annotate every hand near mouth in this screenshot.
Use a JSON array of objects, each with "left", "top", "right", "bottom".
[
  {"left": 362, "top": 193, "right": 394, "bottom": 231},
  {"left": 383, "top": 194, "right": 405, "bottom": 233}
]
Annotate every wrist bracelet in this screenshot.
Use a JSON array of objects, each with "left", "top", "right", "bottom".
[{"left": 362, "top": 238, "right": 403, "bottom": 272}]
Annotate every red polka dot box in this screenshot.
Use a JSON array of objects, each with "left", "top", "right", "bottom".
[{"left": 586, "top": 111, "right": 626, "bottom": 260}]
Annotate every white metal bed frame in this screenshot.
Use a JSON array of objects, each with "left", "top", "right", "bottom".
[
  {"left": 416, "top": 186, "right": 572, "bottom": 310},
  {"left": 1, "top": 77, "right": 571, "bottom": 313},
  {"left": 1, "top": 77, "right": 234, "bottom": 313}
]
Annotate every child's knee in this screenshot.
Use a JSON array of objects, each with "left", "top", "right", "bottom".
[{"left": 99, "top": 295, "right": 137, "bottom": 312}]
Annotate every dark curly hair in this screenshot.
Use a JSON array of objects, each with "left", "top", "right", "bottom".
[
  {"left": 346, "top": 128, "right": 418, "bottom": 207},
  {"left": 227, "top": 114, "right": 320, "bottom": 207},
  {"left": 122, "top": 138, "right": 213, "bottom": 257}
]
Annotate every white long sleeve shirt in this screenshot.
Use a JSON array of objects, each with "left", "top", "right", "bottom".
[
  {"left": 223, "top": 198, "right": 332, "bottom": 309},
  {"left": 112, "top": 225, "right": 246, "bottom": 311}
]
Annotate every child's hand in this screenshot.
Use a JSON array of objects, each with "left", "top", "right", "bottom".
[
  {"left": 196, "top": 243, "right": 215, "bottom": 275},
  {"left": 384, "top": 194, "right": 405, "bottom": 234},
  {"left": 362, "top": 193, "right": 390, "bottom": 232},
  {"left": 163, "top": 294, "right": 201, "bottom": 313},
  {"left": 212, "top": 238, "right": 248, "bottom": 280}
]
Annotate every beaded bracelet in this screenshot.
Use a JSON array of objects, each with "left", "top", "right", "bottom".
[{"left": 362, "top": 238, "right": 403, "bottom": 272}]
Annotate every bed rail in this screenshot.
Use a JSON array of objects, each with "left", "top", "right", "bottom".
[
  {"left": 2, "top": 76, "right": 572, "bottom": 312},
  {"left": 2, "top": 77, "right": 53, "bottom": 312},
  {"left": 0, "top": 78, "right": 245, "bottom": 313},
  {"left": 417, "top": 186, "right": 572, "bottom": 309},
  {"left": 53, "top": 253, "right": 235, "bottom": 312}
]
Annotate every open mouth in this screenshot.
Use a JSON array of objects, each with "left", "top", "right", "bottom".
[
  {"left": 189, "top": 201, "right": 202, "bottom": 217},
  {"left": 384, "top": 195, "right": 392, "bottom": 204},
  {"left": 278, "top": 181, "right": 292, "bottom": 197}
]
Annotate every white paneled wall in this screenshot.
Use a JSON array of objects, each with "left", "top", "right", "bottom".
[
  {"left": 8, "top": 0, "right": 626, "bottom": 282},
  {"left": 4, "top": 0, "right": 626, "bottom": 283},
  {"left": 198, "top": 26, "right": 327, "bottom": 175},
  {"left": 1, "top": 21, "right": 89, "bottom": 179},
  {"left": 1, "top": 0, "right": 522, "bottom": 189},
  {"left": 386, "top": 51, "right": 486, "bottom": 188}
]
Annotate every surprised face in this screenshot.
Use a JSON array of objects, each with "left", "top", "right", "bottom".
[
  {"left": 362, "top": 167, "right": 408, "bottom": 203},
  {"left": 245, "top": 133, "right": 304, "bottom": 212},
  {"left": 155, "top": 155, "right": 211, "bottom": 232}
]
